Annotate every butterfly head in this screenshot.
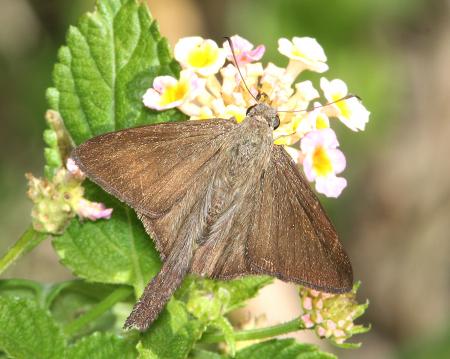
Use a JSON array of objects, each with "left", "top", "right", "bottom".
[{"left": 246, "top": 102, "right": 280, "bottom": 130}]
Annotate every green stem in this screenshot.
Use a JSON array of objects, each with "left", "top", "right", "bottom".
[
  {"left": 64, "top": 286, "right": 133, "bottom": 337},
  {"left": 0, "top": 226, "right": 47, "bottom": 276},
  {"left": 201, "top": 318, "right": 305, "bottom": 343}
]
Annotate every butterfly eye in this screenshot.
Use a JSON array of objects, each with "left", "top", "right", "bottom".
[
  {"left": 273, "top": 115, "right": 280, "bottom": 130},
  {"left": 246, "top": 104, "right": 257, "bottom": 115}
]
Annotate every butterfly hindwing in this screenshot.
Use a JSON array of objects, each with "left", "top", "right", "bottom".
[{"left": 247, "top": 145, "right": 353, "bottom": 293}]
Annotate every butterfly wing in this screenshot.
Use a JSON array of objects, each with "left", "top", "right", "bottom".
[
  {"left": 247, "top": 145, "right": 353, "bottom": 293},
  {"left": 71, "top": 119, "right": 235, "bottom": 218},
  {"left": 71, "top": 118, "right": 237, "bottom": 260}
]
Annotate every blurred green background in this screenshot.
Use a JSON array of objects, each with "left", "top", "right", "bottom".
[{"left": 1, "top": 0, "right": 449, "bottom": 358}]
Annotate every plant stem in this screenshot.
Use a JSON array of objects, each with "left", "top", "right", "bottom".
[
  {"left": 64, "top": 286, "right": 133, "bottom": 337},
  {"left": 201, "top": 318, "right": 305, "bottom": 343},
  {"left": 0, "top": 226, "right": 47, "bottom": 276}
]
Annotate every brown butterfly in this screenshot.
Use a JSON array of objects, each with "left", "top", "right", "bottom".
[{"left": 71, "top": 40, "right": 353, "bottom": 331}]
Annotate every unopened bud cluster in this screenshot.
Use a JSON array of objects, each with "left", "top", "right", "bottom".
[
  {"left": 27, "top": 111, "right": 112, "bottom": 234},
  {"left": 299, "top": 282, "right": 369, "bottom": 346}
]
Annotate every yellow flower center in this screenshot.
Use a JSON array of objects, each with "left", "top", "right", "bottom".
[
  {"left": 292, "top": 47, "right": 307, "bottom": 59},
  {"left": 333, "top": 94, "right": 351, "bottom": 119},
  {"left": 187, "top": 43, "right": 219, "bottom": 68},
  {"left": 227, "top": 110, "right": 245, "bottom": 123},
  {"left": 316, "top": 114, "right": 329, "bottom": 129},
  {"left": 312, "top": 146, "right": 333, "bottom": 177},
  {"left": 159, "top": 81, "right": 189, "bottom": 106}
]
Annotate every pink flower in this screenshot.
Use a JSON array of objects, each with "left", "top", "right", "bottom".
[
  {"left": 303, "top": 297, "right": 313, "bottom": 310},
  {"left": 301, "top": 129, "right": 347, "bottom": 198},
  {"left": 301, "top": 314, "right": 314, "bottom": 328},
  {"left": 75, "top": 198, "right": 113, "bottom": 221},
  {"left": 66, "top": 158, "right": 85, "bottom": 179},
  {"left": 222, "top": 35, "right": 265, "bottom": 65}
]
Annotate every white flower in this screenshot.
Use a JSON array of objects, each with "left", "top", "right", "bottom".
[
  {"left": 143, "top": 70, "right": 205, "bottom": 110},
  {"left": 261, "top": 62, "right": 294, "bottom": 105},
  {"left": 320, "top": 78, "right": 370, "bottom": 131},
  {"left": 278, "top": 37, "right": 329, "bottom": 75},
  {"left": 295, "top": 81, "right": 320, "bottom": 103},
  {"left": 174, "top": 37, "right": 226, "bottom": 76},
  {"left": 308, "top": 102, "right": 330, "bottom": 130}
]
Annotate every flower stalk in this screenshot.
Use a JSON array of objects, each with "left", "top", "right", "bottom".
[
  {"left": 63, "top": 286, "right": 133, "bottom": 337},
  {"left": 201, "top": 318, "right": 305, "bottom": 344},
  {"left": 0, "top": 226, "right": 47, "bottom": 276}
]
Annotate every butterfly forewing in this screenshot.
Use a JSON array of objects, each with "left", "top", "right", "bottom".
[
  {"left": 247, "top": 145, "right": 353, "bottom": 293},
  {"left": 71, "top": 119, "right": 236, "bottom": 218}
]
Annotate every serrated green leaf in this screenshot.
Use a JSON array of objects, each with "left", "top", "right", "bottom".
[
  {"left": 47, "top": 0, "right": 185, "bottom": 146},
  {"left": 220, "top": 276, "right": 273, "bottom": 312},
  {"left": 234, "top": 339, "right": 336, "bottom": 359},
  {"left": 67, "top": 332, "right": 137, "bottom": 358},
  {"left": 0, "top": 297, "right": 66, "bottom": 359},
  {"left": 180, "top": 276, "right": 272, "bottom": 314},
  {"left": 53, "top": 184, "right": 160, "bottom": 295},
  {"left": 138, "top": 299, "right": 208, "bottom": 359}
]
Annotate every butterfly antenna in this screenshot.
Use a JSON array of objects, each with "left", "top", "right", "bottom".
[
  {"left": 277, "top": 94, "right": 361, "bottom": 113},
  {"left": 224, "top": 36, "right": 258, "bottom": 103}
]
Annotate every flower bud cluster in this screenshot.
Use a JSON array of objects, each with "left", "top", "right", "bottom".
[{"left": 299, "top": 282, "right": 369, "bottom": 346}]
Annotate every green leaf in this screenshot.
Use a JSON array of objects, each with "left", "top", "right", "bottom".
[
  {"left": 234, "top": 339, "right": 336, "bottom": 359},
  {"left": 220, "top": 276, "right": 273, "bottom": 312},
  {"left": 0, "top": 279, "right": 44, "bottom": 303},
  {"left": 0, "top": 296, "right": 66, "bottom": 359},
  {"left": 180, "top": 275, "right": 273, "bottom": 314},
  {"left": 48, "top": 280, "right": 119, "bottom": 333},
  {"left": 66, "top": 332, "right": 137, "bottom": 358},
  {"left": 190, "top": 349, "right": 224, "bottom": 359},
  {"left": 47, "top": 0, "right": 185, "bottom": 146},
  {"left": 53, "top": 184, "right": 160, "bottom": 296},
  {"left": 137, "top": 299, "right": 208, "bottom": 359}
]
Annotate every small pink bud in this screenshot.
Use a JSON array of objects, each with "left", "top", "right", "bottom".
[
  {"left": 66, "top": 158, "right": 85, "bottom": 179},
  {"left": 303, "top": 297, "right": 313, "bottom": 310},
  {"left": 315, "top": 298, "right": 323, "bottom": 309},
  {"left": 316, "top": 326, "right": 327, "bottom": 337},
  {"left": 76, "top": 199, "right": 113, "bottom": 221},
  {"left": 326, "top": 320, "right": 337, "bottom": 330},
  {"left": 301, "top": 314, "right": 314, "bottom": 328}
]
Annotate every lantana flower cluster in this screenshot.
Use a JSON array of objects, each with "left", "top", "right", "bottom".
[
  {"left": 27, "top": 111, "right": 112, "bottom": 234},
  {"left": 143, "top": 35, "right": 370, "bottom": 198},
  {"left": 299, "top": 283, "right": 369, "bottom": 346},
  {"left": 27, "top": 159, "right": 112, "bottom": 234}
]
